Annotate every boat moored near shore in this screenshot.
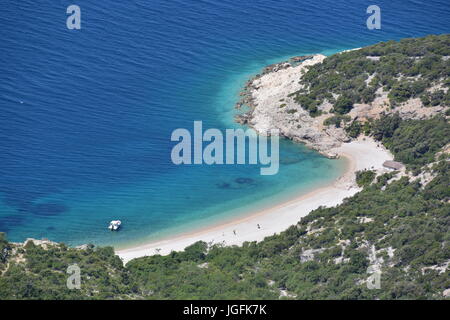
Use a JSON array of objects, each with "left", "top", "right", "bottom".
[{"left": 108, "top": 220, "right": 121, "bottom": 231}]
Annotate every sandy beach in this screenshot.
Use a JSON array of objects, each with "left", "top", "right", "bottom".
[
  {"left": 117, "top": 137, "right": 393, "bottom": 263},
  {"left": 116, "top": 53, "right": 396, "bottom": 263}
]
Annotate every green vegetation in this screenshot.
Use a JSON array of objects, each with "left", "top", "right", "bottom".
[
  {"left": 370, "top": 115, "right": 450, "bottom": 170},
  {"left": 421, "top": 89, "right": 450, "bottom": 107},
  {"left": 345, "top": 120, "right": 372, "bottom": 138},
  {"left": 0, "top": 241, "right": 133, "bottom": 299},
  {"left": 388, "top": 80, "right": 428, "bottom": 105},
  {"left": 355, "top": 170, "right": 377, "bottom": 187},
  {"left": 334, "top": 95, "right": 354, "bottom": 114},
  {"left": 294, "top": 95, "right": 322, "bottom": 117},
  {"left": 323, "top": 115, "right": 351, "bottom": 128},
  {"left": 0, "top": 233, "right": 11, "bottom": 272},
  {"left": 292, "top": 34, "right": 450, "bottom": 116}
]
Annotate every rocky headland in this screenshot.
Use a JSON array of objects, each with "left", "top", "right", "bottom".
[{"left": 235, "top": 51, "right": 447, "bottom": 158}]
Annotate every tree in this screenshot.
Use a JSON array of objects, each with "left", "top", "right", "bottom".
[{"left": 334, "top": 96, "right": 353, "bottom": 114}]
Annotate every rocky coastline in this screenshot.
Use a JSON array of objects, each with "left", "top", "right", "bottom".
[
  {"left": 234, "top": 52, "right": 446, "bottom": 159},
  {"left": 234, "top": 54, "right": 348, "bottom": 158}
]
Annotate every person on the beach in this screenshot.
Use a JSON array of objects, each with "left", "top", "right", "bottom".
[
  {"left": 257, "top": 224, "right": 261, "bottom": 229},
  {"left": 233, "top": 230, "right": 236, "bottom": 235}
]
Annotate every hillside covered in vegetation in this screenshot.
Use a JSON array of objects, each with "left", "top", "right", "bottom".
[{"left": 292, "top": 34, "right": 450, "bottom": 117}]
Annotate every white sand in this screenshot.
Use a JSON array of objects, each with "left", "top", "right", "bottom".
[{"left": 116, "top": 137, "right": 393, "bottom": 263}]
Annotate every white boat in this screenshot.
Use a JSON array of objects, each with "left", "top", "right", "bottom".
[{"left": 108, "top": 220, "right": 121, "bottom": 231}]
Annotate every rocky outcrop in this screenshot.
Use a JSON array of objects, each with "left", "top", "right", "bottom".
[{"left": 235, "top": 54, "right": 347, "bottom": 157}]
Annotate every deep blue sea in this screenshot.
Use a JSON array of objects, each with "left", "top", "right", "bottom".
[{"left": 0, "top": 0, "right": 449, "bottom": 247}]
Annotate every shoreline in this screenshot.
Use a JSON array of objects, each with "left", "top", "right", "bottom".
[
  {"left": 116, "top": 51, "right": 396, "bottom": 263},
  {"left": 116, "top": 137, "right": 393, "bottom": 263}
]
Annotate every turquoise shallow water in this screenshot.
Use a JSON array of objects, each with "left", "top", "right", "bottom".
[{"left": 1, "top": 1, "right": 449, "bottom": 246}]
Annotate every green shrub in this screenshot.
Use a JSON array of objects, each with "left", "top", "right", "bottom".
[{"left": 356, "top": 170, "right": 377, "bottom": 187}]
